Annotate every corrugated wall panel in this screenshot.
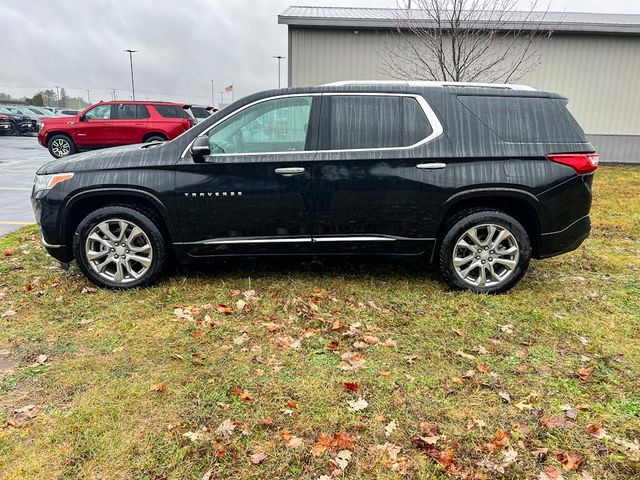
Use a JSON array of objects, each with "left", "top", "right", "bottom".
[{"left": 289, "top": 28, "right": 640, "bottom": 137}]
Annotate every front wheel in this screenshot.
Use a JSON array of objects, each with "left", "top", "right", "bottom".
[
  {"left": 47, "top": 134, "right": 76, "bottom": 158},
  {"left": 439, "top": 210, "right": 531, "bottom": 294},
  {"left": 73, "top": 206, "right": 166, "bottom": 289}
]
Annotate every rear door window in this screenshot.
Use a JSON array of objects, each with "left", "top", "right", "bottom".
[
  {"left": 114, "top": 103, "right": 137, "bottom": 119},
  {"left": 324, "top": 95, "right": 432, "bottom": 150},
  {"left": 153, "top": 105, "right": 190, "bottom": 119}
]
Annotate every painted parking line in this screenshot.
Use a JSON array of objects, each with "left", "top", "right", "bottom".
[{"left": 0, "top": 221, "right": 36, "bottom": 225}]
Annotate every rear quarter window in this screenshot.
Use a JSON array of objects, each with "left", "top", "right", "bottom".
[
  {"left": 457, "top": 95, "right": 584, "bottom": 143},
  {"left": 153, "top": 105, "right": 190, "bottom": 119}
]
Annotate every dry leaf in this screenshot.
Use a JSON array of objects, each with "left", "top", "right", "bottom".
[
  {"left": 384, "top": 420, "right": 397, "bottom": 437},
  {"left": 150, "top": 383, "right": 166, "bottom": 393},
  {"left": 555, "top": 451, "right": 583, "bottom": 470},
  {"left": 498, "top": 391, "right": 512, "bottom": 403},
  {"left": 249, "top": 451, "right": 267, "bottom": 464},
  {"left": 334, "top": 449, "right": 352, "bottom": 471},
  {"left": 577, "top": 366, "right": 595, "bottom": 380},
  {"left": 215, "top": 419, "right": 236, "bottom": 438},
  {"left": 347, "top": 397, "right": 368, "bottom": 412}
]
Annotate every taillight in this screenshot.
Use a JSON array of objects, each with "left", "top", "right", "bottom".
[{"left": 547, "top": 153, "right": 599, "bottom": 174}]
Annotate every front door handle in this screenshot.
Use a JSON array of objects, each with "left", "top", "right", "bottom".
[
  {"left": 275, "top": 167, "right": 305, "bottom": 177},
  {"left": 416, "top": 163, "right": 446, "bottom": 170}
]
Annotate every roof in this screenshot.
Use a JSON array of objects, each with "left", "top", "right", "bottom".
[{"left": 279, "top": 6, "right": 640, "bottom": 35}]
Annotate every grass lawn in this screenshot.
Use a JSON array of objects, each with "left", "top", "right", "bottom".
[{"left": 1, "top": 166, "right": 639, "bottom": 479}]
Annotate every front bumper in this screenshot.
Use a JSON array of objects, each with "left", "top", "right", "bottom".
[
  {"left": 32, "top": 194, "right": 73, "bottom": 263},
  {"left": 538, "top": 215, "right": 591, "bottom": 258}
]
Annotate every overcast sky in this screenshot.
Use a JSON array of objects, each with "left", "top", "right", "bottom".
[{"left": 0, "top": 0, "right": 638, "bottom": 106}]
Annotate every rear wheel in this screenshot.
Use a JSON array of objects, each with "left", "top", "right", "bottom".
[
  {"left": 47, "top": 134, "right": 76, "bottom": 158},
  {"left": 439, "top": 210, "right": 531, "bottom": 293},
  {"left": 73, "top": 206, "right": 166, "bottom": 289},
  {"left": 144, "top": 135, "right": 166, "bottom": 143}
]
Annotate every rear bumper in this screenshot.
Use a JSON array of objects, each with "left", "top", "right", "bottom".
[{"left": 538, "top": 215, "right": 590, "bottom": 258}]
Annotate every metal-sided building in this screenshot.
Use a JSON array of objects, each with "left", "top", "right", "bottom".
[{"left": 279, "top": 6, "right": 640, "bottom": 163}]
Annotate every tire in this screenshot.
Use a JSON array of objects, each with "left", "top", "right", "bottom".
[
  {"left": 73, "top": 206, "right": 166, "bottom": 289},
  {"left": 144, "top": 135, "right": 166, "bottom": 143},
  {"left": 47, "top": 134, "right": 76, "bottom": 158},
  {"left": 439, "top": 210, "right": 531, "bottom": 294},
  {"left": 6, "top": 122, "right": 16, "bottom": 136}
]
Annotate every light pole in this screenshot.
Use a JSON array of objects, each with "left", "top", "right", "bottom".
[
  {"left": 54, "top": 85, "right": 60, "bottom": 108},
  {"left": 211, "top": 80, "right": 215, "bottom": 107},
  {"left": 87, "top": 89, "right": 91, "bottom": 105},
  {"left": 124, "top": 49, "right": 138, "bottom": 100},
  {"left": 272, "top": 56, "right": 286, "bottom": 88}
]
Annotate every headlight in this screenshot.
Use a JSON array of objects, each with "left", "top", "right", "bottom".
[
  {"left": 36, "top": 122, "right": 44, "bottom": 131},
  {"left": 33, "top": 173, "right": 74, "bottom": 193}
]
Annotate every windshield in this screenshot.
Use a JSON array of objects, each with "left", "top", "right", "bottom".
[{"left": 190, "top": 107, "right": 209, "bottom": 118}]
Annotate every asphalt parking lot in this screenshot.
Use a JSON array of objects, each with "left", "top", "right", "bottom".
[{"left": 0, "top": 135, "right": 51, "bottom": 235}]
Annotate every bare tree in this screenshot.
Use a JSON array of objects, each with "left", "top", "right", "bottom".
[{"left": 379, "top": 0, "right": 558, "bottom": 83}]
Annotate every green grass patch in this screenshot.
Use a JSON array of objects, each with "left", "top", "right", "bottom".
[{"left": 0, "top": 166, "right": 639, "bottom": 479}]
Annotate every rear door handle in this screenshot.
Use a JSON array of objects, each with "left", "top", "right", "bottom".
[
  {"left": 275, "top": 167, "right": 305, "bottom": 176},
  {"left": 416, "top": 163, "right": 446, "bottom": 170}
]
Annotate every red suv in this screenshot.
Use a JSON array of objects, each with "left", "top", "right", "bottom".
[{"left": 38, "top": 101, "right": 195, "bottom": 158}]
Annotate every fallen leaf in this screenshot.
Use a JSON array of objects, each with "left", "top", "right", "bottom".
[
  {"left": 215, "top": 419, "right": 236, "bottom": 438},
  {"left": 577, "top": 366, "right": 595, "bottom": 380},
  {"left": 539, "top": 466, "right": 564, "bottom": 480},
  {"left": 150, "top": 383, "right": 166, "bottom": 393},
  {"left": 81, "top": 287, "right": 97, "bottom": 294},
  {"left": 249, "top": 451, "right": 267, "bottom": 464},
  {"left": 343, "top": 382, "right": 359, "bottom": 391},
  {"left": 35, "top": 354, "right": 48, "bottom": 365},
  {"left": 451, "top": 327, "right": 465, "bottom": 337},
  {"left": 191, "top": 330, "right": 204, "bottom": 339},
  {"left": 216, "top": 304, "right": 233, "bottom": 315},
  {"left": 456, "top": 349, "right": 475, "bottom": 360},
  {"left": 1, "top": 310, "right": 16, "bottom": 318},
  {"left": 183, "top": 430, "right": 206, "bottom": 442},
  {"left": 541, "top": 415, "right": 574, "bottom": 430},
  {"left": 334, "top": 449, "right": 352, "bottom": 471},
  {"left": 363, "top": 335, "right": 380, "bottom": 345},
  {"left": 498, "top": 391, "right": 512, "bottom": 403},
  {"left": 555, "top": 451, "right": 583, "bottom": 470},
  {"left": 201, "top": 468, "right": 214, "bottom": 480},
  {"left": 384, "top": 420, "right": 397, "bottom": 437},
  {"left": 562, "top": 405, "right": 579, "bottom": 420},
  {"left": 281, "top": 429, "right": 304, "bottom": 448},
  {"left": 347, "top": 397, "right": 368, "bottom": 412},
  {"left": 586, "top": 423, "right": 607, "bottom": 439},
  {"left": 485, "top": 429, "right": 510, "bottom": 452},
  {"left": 476, "top": 362, "right": 490, "bottom": 374}
]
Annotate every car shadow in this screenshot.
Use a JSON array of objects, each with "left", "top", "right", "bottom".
[{"left": 173, "top": 255, "right": 440, "bottom": 284}]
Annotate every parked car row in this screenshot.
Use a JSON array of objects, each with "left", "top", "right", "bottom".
[
  {"left": 0, "top": 106, "right": 38, "bottom": 135},
  {"left": 37, "top": 100, "right": 200, "bottom": 158}
]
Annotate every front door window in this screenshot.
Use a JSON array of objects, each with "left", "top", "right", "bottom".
[
  {"left": 84, "top": 105, "right": 112, "bottom": 120},
  {"left": 207, "top": 96, "right": 313, "bottom": 154}
]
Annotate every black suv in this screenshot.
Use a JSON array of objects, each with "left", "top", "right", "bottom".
[{"left": 31, "top": 82, "right": 598, "bottom": 293}]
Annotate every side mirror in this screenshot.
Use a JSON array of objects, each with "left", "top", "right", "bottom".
[
  {"left": 79, "top": 114, "right": 87, "bottom": 122},
  {"left": 191, "top": 135, "right": 210, "bottom": 161}
]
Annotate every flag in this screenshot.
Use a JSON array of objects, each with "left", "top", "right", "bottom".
[{"left": 224, "top": 84, "right": 233, "bottom": 93}]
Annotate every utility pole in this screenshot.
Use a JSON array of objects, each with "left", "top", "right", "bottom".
[
  {"left": 86, "top": 89, "right": 91, "bottom": 105},
  {"left": 407, "top": 0, "right": 412, "bottom": 7},
  {"left": 112, "top": 89, "right": 117, "bottom": 101},
  {"left": 211, "top": 80, "right": 215, "bottom": 107},
  {"left": 124, "top": 49, "right": 138, "bottom": 100},
  {"left": 54, "top": 85, "right": 60, "bottom": 108},
  {"left": 272, "top": 56, "right": 286, "bottom": 88},
  {"left": 219, "top": 92, "right": 224, "bottom": 106}
]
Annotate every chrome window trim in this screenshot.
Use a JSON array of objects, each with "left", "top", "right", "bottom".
[{"left": 180, "top": 92, "right": 443, "bottom": 158}]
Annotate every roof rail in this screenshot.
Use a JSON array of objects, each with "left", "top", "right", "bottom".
[{"left": 323, "top": 80, "right": 536, "bottom": 91}]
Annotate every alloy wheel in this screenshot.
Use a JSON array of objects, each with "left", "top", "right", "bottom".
[
  {"left": 84, "top": 219, "right": 153, "bottom": 284},
  {"left": 51, "top": 138, "right": 71, "bottom": 157},
  {"left": 452, "top": 224, "right": 520, "bottom": 288}
]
